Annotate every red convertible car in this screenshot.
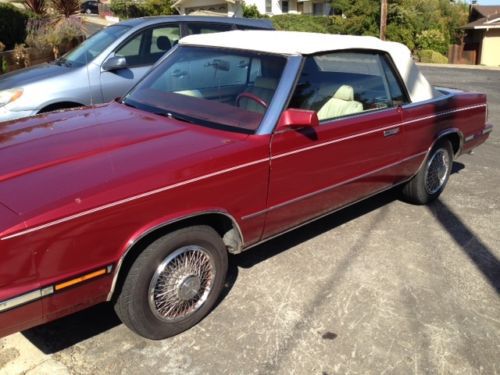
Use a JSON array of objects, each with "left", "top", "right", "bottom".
[{"left": 0, "top": 31, "right": 492, "bottom": 339}]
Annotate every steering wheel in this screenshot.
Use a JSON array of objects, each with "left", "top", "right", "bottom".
[{"left": 236, "top": 92, "right": 268, "bottom": 109}]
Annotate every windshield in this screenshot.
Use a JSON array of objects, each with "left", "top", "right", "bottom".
[
  {"left": 123, "top": 46, "right": 287, "bottom": 133},
  {"left": 62, "top": 25, "right": 130, "bottom": 66}
]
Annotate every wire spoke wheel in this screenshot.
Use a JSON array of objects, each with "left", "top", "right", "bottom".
[
  {"left": 148, "top": 245, "right": 215, "bottom": 322},
  {"left": 424, "top": 148, "right": 450, "bottom": 195}
]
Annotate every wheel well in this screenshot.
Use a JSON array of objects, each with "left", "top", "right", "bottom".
[
  {"left": 442, "top": 132, "right": 461, "bottom": 156},
  {"left": 109, "top": 213, "right": 242, "bottom": 302},
  {"left": 39, "top": 102, "right": 83, "bottom": 113}
]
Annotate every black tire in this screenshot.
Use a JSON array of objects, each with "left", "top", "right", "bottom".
[
  {"left": 114, "top": 225, "right": 228, "bottom": 340},
  {"left": 401, "top": 140, "right": 453, "bottom": 205}
]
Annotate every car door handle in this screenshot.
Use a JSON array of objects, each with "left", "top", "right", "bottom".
[{"left": 383, "top": 127, "right": 400, "bottom": 137}]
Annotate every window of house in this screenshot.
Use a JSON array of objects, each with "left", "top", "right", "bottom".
[
  {"left": 313, "top": 3, "right": 324, "bottom": 15},
  {"left": 282, "top": 1, "right": 289, "bottom": 13},
  {"left": 266, "top": 0, "right": 272, "bottom": 13}
]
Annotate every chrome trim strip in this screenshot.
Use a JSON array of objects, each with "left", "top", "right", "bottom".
[
  {"left": 243, "top": 175, "right": 414, "bottom": 252},
  {"left": 483, "top": 127, "right": 493, "bottom": 135},
  {"left": 256, "top": 55, "right": 303, "bottom": 135},
  {"left": 106, "top": 210, "right": 244, "bottom": 301},
  {"left": 271, "top": 105, "right": 484, "bottom": 161},
  {"left": 1, "top": 159, "right": 268, "bottom": 241},
  {"left": 400, "top": 104, "right": 486, "bottom": 127},
  {"left": 384, "top": 127, "right": 400, "bottom": 137},
  {"left": 273, "top": 122, "right": 401, "bottom": 160},
  {"left": 0, "top": 289, "right": 46, "bottom": 313},
  {"left": 465, "top": 134, "right": 475, "bottom": 142},
  {"left": 242, "top": 151, "right": 426, "bottom": 221},
  {"left": 0, "top": 265, "right": 112, "bottom": 313}
]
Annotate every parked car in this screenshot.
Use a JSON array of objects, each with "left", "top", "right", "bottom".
[
  {"left": 80, "top": 0, "right": 99, "bottom": 14},
  {"left": 0, "top": 31, "right": 492, "bottom": 340},
  {"left": 0, "top": 16, "right": 273, "bottom": 122}
]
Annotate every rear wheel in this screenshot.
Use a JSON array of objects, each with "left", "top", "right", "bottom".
[
  {"left": 114, "top": 226, "right": 228, "bottom": 339},
  {"left": 401, "top": 140, "right": 453, "bottom": 205}
]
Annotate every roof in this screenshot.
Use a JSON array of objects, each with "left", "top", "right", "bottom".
[
  {"left": 117, "top": 15, "right": 273, "bottom": 29},
  {"left": 471, "top": 5, "right": 500, "bottom": 18},
  {"left": 180, "top": 30, "right": 435, "bottom": 102},
  {"left": 464, "top": 6, "right": 500, "bottom": 29}
]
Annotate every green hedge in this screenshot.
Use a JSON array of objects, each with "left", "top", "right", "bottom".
[
  {"left": 110, "top": 0, "right": 175, "bottom": 19},
  {"left": 271, "top": 14, "right": 346, "bottom": 34},
  {"left": 417, "top": 49, "right": 448, "bottom": 64},
  {"left": 0, "top": 3, "right": 28, "bottom": 50}
]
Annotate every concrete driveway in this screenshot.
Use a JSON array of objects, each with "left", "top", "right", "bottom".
[{"left": 0, "top": 66, "right": 499, "bottom": 375}]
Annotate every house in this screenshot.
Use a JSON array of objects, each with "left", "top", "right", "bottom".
[
  {"left": 462, "top": 5, "right": 500, "bottom": 66},
  {"left": 172, "top": 0, "right": 331, "bottom": 17}
]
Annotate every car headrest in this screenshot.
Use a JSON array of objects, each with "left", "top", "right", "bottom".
[
  {"left": 157, "top": 36, "right": 171, "bottom": 52},
  {"left": 255, "top": 77, "right": 278, "bottom": 90},
  {"left": 333, "top": 85, "right": 355, "bottom": 101}
]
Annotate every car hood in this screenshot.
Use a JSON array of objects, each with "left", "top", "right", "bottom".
[
  {"left": 0, "top": 102, "right": 246, "bottom": 224},
  {"left": 0, "top": 62, "right": 72, "bottom": 90}
]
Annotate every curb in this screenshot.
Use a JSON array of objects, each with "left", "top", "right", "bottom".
[{"left": 417, "top": 62, "right": 500, "bottom": 71}]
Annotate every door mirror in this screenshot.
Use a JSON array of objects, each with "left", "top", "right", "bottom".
[
  {"left": 102, "top": 56, "right": 127, "bottom": 71},
  {"left": 276, "top": 108, "right": 319, "bottom": 131}
]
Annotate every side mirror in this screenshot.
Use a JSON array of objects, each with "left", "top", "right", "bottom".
[
  {"left": 102, "top": 56, "right": 127, "bottom": 71},
  {"left": 276, "top": 108, "right": 319, "bottom": 131}
]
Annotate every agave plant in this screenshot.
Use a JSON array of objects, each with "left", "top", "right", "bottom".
[
  {"left": 24, "top": 0, "right": 47, "bottom": 15},
  {"left": 51, "top": 0, "right": 80, "bottom": 18}
]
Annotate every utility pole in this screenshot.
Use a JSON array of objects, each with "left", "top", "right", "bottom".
[{"left": 380, "top": 0, "right": 388, "bottom": 40}]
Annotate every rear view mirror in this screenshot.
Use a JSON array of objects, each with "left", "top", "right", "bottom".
[
  {"left": 102, "top": 56, "right": 127, "bottom": 71},
  {"left": 276, "top": 108, "right": 319, "bottom": 131}
]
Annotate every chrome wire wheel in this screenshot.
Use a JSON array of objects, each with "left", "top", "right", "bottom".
[
  {"left": 148, "top": 245, "right": 215, "bottom": 322},
  {"left": 424, "top": 148, "right": 450, "bottom": 195}
]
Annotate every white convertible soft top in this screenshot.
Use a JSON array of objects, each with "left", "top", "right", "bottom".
[{"left": 180, "top": 30, "right": 436, "bottom": 103}]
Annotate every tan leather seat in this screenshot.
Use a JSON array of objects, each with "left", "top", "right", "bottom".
[
  {"left": 238, "top": 77, "right": 278, "bottom": 113},
  {"left": 317, "top": 85, "right": 363, "bottom": 121}
]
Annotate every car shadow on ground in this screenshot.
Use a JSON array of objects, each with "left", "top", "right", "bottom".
[
  {"left": 22, "top": 162, "right": 477, "bottom": 353},
  {"left": 428, "top": 199, "right": 500, "bottom": 294}
]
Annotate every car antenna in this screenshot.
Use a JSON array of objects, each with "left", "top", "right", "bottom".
[{"left": 84, "top": 27, "right": 94, "bottom": 106}]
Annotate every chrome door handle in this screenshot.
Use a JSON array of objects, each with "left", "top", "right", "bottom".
[{"left": 384, "top": 127, "right": 400, "bottom": 137}]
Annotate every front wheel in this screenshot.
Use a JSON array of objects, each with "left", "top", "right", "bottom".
[
  {"left": 114, "top": 226, "right": 228, "bottom": 339},
  {"left": 401, "top": 140, "right": 453, "bottom": 205}
]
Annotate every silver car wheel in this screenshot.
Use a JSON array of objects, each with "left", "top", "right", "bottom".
[
  {"left": 424, "top": 148, "right": 450, "bottom": 195},
  {"left": 148, "top": 245, "right": 215, "bottom": 322}
]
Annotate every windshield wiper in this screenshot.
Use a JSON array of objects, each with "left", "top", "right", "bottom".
[
  {"left": 153, "top": 110, "right": 195, "bottom": 124},
  {"left": 55, "top": 57, "right": 72, "bottom": 67}
]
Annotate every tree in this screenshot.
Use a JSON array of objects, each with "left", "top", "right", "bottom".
[
  {"left": 51, "top": 0, "right": 80, "bottom": 18},
  {"left": 24, "top": 0, "right": 46, "bottom": 15}
]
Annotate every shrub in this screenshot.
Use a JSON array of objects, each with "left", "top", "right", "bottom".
[
  {"left": 416, "top": 29, "right": 448, "bottom": 55},
  {"left": 24, "top": 0, "right": 46, "bottom": 15},
  {"left": 417, "top": 49, "right": 448, "bottom": 64},
  {"left": 0, "top": 3, "right": 29, "bottom": 50},
  {"left": 110, "top": 0, "right": 176, "bottom": 18},
  {"left": 52, "top": 0, "right": 80, "bottom": 18},
  {"left": 25, "top": 17, "right": 85, "bottom": 59},
  {"left": 272, "top": 14, "right": 330, "bottom": 33},
  {"left": 243, "top": 3, "right": 261, "bottom": 18}
]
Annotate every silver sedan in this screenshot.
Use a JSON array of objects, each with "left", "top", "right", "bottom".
[{"left": 0, "top": 16, "right": 272, "bottom": 122}]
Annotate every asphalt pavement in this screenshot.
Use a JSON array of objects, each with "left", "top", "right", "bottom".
[{"left": 0, "top": 66, "right": 499, "bottom": 375}]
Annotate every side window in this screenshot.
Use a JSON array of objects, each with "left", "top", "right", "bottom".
[
  {"left": 150, "top": 26, "right": 180, "bottom": 54},
  {"left": 115, "top": 24, "right": 179, "bottom": 67},
  {"left": 289, "top": 52, "right": 399, "bottom": 122},
  {"left": 186, "top": 23, "right": 232, "bottom": 35},
  {"left": 115, "top": 33, "right": 142, "bottom": 60},
  {"left": 380, "top": 56, "right": 408, "bottom": 105}
]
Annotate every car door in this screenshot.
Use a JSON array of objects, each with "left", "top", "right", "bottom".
[
  {"left": 100, "top": 24, "right": 180, "bottom": 102},
  {"left": 263, "top": 51, "right": 410, "bottom": 238}
]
